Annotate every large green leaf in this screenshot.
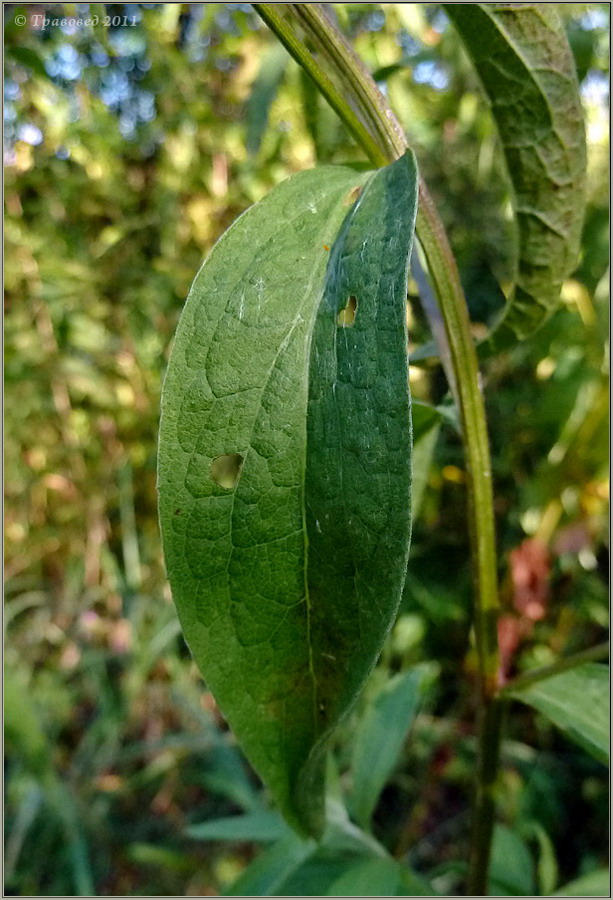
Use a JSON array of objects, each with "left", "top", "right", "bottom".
[
  {"left": 508, "top": 663, "right": 609, "bottom": 765},
  {"left": 444, "top": 3, "right": 586, "bottom": 355},
  {"left": 158, "top": 153, "right": 418, "bottom": 836}
]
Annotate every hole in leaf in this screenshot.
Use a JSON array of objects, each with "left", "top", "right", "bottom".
[
  {"left": 211, "top": 453, "right": 244, "bottom": 490},
  {"left": 337, "top": 295, "right": 357, "bottom": 327},
  {"left": 344, "top": 185, "right": 362, "bottom": 205}
]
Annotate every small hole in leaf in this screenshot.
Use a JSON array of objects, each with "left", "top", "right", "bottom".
[
  {"left": 344, "top": 185, "right": 362, "bottom": 205},
  {"left": 337, "top": 295, "right": 357, "bottom": 327},
  {"left": 211, "top": 453, "right": 244, "bottom": 490}
]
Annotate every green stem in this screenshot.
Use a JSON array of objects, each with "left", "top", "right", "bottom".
[
  {"left": 255, "top": 4, "right": 501, "bottom": 893},
  {"left": 500, "top": 642, "right": 609, "bottom": 696},
  {"left": 467, "top": 699, "right": 504, "bottom": 895},
  {"left": 253, "top": 4, "right": 386, "bottom": 166}
]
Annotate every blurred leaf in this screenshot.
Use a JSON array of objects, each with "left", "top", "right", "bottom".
[
  {"left": 411, "top": 402, "right": 443, "bottom": 517},
  {"left": 554, "top": 868, "right": 610, "bottom": 897},
  {"left": 523, "top": 820, "right": 559, "bottom": 896},
  {"left": 445, "top": 3, "right": 587, "bottom": 354},
  {"left": 244, "top": 799, "right": 395, "bottom": 896},
  {"left": 274, "top": 853, "right": 353, "bottom": 896},
  {"left": 323, "top": 797, "right": 387, "bottom": 859},
  {"left": 508, "top": 663, "right": 609, "bottom": 765},
  {"left": 4, "top": 670, "right": 49, "bottom": 779},
  {"left": 186, "top": 809, "right": 289, "bottom": 843},
  {"left": 6, "top": 45, "right": 49, "bottom": 81},
  {"left": 197, "top": 742, "right": 260, "bottom": 811},
  {"left": 246, "top": 44, "right": 288, "bottom": 156},
  {"left": 223, "top": 833, "right": 315, "bottom": 896},
  {"left": 159, "top": 154, "right": 418, "bottom": 837},
  {"left": 488, "top": 824, "right": 535, "bottom": 896},
  {"left": 349, "top": 663, "right": 438, "bottom": 829},
  {"left": 325, "top": 857, "right": 434, "bottom": 896},
  {"left": 126, "top": 843, "right": 194, "bottom": 871}
]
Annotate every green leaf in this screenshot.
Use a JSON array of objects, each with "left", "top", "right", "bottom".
[
  {"left": 186, "top": 810, "right": 289, "bottom": 843},
  {"left": 325, "top": 857, "right": 430, "bottom": 897},
  {"left": 411, "top": 402, "right": 443, "bottom": 518},
  {"left": 223, "top": 798, "right": 413, "bottom": 896},
  {"left": 488, "top": 825, "right": 535, "bottom": 896},
  {"left": 4, "top": 669, "right": 49, "bottom": 780},
  {"left": 6, "top": 45, "right": 49, "bottom": 81},
  {"left": 221, "top": 799, "right": 385, "bottom": 897},
  {"left": 223, "top": 833, "right": 316, "bottom": 896},
  {"left": 349, "top": 663, "right": 438, "bottom": 829},
  {"left": 554, "top": 868, "right": 610, "bottom": 897},
  {"left": 444, "top": 3, "right": 587, "bottom": 355},
  {"left": 158, "top": 152, "right": 419, "bottom": 837},
  {"left": 508, "top": 663, "right": 609, "bottom": 765},
  {"left": 331, "top": 857, "right": 434, "bottom": 897},
  {"left": 528, "top": 821, "right": 559, "bottom": 896},
  {"left": 197, "top": 741, "right": 260, "bottom": 811}
]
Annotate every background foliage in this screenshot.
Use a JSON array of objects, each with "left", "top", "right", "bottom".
[{"left": 4, "top": 3, "right": 609, "bottom": 896}]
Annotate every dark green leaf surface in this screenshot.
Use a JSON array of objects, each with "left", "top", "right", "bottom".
[
  {"left": 158, "top": 153, "right": 418, "bottom": 836},
  {"left": 508, "top": 663, "right": 609, "bottom": 765},
  {"left": 445, "top": 3, "right": 587, "bottom": 355}
]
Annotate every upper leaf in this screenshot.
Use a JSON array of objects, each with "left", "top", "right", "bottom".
[
  {"left": 158, "top": 153, "right": 418, "bottom": 836},
  {"left": 444, "top": 3, "right": 587, "bottom": 355}
]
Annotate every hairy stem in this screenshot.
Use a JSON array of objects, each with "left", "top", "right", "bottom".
[{"left": 255, "top": 4, "right": 501, "bottom": 892}]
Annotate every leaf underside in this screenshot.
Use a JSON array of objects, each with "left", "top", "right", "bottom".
[
  {"left": 158, "top": 152, "right": 418, "bottom": 836},
  {"left": 445, "top": 3, "right": 587, "bottom": 355}
]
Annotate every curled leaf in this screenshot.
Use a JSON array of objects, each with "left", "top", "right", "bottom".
[{"left": 445, "top": 3, "right": 587, "bottom": 355}]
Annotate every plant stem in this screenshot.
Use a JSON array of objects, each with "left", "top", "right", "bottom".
[
  {"left": 500, "top": 642, "right": 609, "bottom": 696},
  {"left": 253, "top": 4, "right": 386, "bottom": 166},
  {"left": 255, "top": 4, "right": 502, "bottom": 893}
]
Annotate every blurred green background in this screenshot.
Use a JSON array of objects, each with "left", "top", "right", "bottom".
[{"left": 4, "top": 3, "right": 609, "bottom": 896}]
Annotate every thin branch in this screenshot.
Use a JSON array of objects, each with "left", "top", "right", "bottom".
[{"left": 500, "top": 643, "right": 609, "bottom": 696}]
